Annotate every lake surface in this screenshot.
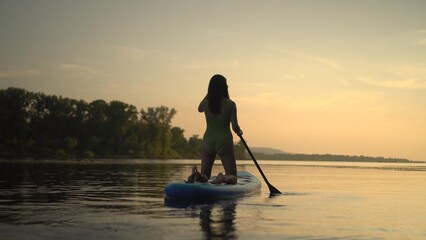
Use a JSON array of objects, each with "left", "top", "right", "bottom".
[{"left": 1, "top": 159, "right": 425, "bottom": 240}]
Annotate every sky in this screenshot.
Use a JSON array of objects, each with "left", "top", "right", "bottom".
[{"left": 1, "top": 0, "right": 425, "bottom": 161}]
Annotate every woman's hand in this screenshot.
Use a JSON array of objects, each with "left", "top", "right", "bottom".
[{"left": 235, "top": 129, "right": 243, "bottom": 136}]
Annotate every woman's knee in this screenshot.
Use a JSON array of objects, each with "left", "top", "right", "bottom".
[{"left": 225, "top": 174, "right": 237, "bottom": 184}]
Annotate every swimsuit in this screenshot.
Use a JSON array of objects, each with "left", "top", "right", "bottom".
[{"left": 202, "top": 99, "right": 234, "bottom": 153}]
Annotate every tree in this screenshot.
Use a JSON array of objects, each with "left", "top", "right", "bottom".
[
  {"left": 0, "top": 88, "right": 215, "bottom": 160},
  {"left": 170, "top": 127, "right": 188, "bottom": 158},
  {"left": 187, "top": 135, "right": 202, "bottom": 159},
  {"left": 85, "top": 100, "right": 108, "bottom": 155},
  {"left": 140, "top": 106, "right": 177, "bottom": 159},
  {"left": 0, "top": 88, "right": 31, "bottom": 154},
  {"left": 104, "top": 101, "right": 138, "bottom": 155}
]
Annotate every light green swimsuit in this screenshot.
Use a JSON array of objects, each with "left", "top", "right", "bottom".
[{"left": 201, "top": 99, "right": 234, "bottom": 152}]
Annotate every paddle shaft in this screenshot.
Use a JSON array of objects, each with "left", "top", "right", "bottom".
[{"left": 238, "top": 135, "right": 281, "bottom": 194}]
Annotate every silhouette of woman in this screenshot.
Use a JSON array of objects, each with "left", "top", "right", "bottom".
[{"left": 188, "top": 74, "right": 243, "bottom": 184}]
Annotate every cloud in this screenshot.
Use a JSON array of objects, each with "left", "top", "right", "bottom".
[
  {"left": 0, "top": 69, "right": 41, "bottom": 78},
  {"left": 359, "top": 77, "right": 426, "bottom": 90},
  {"left": 413, "top": 30, "right": 426, "bottom": 33},
  {"left": 281, "top": 74, "right": 306, "bottom": 80},
  {"left": 58, "top": 63, "right": 105, "bottom": 77},
  {"left": 112, "top": 45, "right": 238, "bottom": 70},
  {"left": 114, "top": 46, "right": 154, "bottom": 59},
  {"left": 198, "top": 28, "right": 228, "bottom": 39},
  {"left": 358, "top": 64, "right": 426, "bottom": 90},
  {"left": 112, "top": 46, "right": 176, "bottom": 63},
  {"left": 266, "top": 47, "right": 342, "bottom": 70},
  {"left": 285, "top": 90, "right": 385, "bottom": 114},
  {"left": 234, "top": 92, "right": 280, "bottom": 105},
  {"left": 416, "top": 38, "right": 426, "bottom": 46},
  {"left": 182, "top": 59, "right": 240, "bottom": 70},
  {"left": 409, "top": 29, "right": 426, "bottom": 46},
  {"left": 340, "top": 80, "right": 353, "bottom": 87}
]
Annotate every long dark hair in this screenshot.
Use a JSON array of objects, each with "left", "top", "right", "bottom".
[{"left": 207, "top": 74, "right": 230, "bottom": 114}]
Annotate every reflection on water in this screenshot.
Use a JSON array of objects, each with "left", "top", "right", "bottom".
[
  {"left": 1, "top": 160, "right": 426, "bottom": 240},
  {"left": 200, "top": 201, "right": 237, "bottom": 239},
  {"left": 0, "top": 161, "right": 178, "bottom": 226},
  {"left": 165, "top": 198, "right": 238, "bottom": 239}
]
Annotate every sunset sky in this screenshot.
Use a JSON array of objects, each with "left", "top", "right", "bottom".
[{"left": 1, "top": 1, "right": 425, "bottom": 161}]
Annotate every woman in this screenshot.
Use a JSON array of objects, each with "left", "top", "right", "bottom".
[{"left": 188, "top": 74, "right": 243, "bottom": 184}]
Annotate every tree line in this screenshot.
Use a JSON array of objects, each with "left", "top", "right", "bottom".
[
  {"left": 0, "top": 87, "right": 246, "bottom": 159},
  {"left": 1, "top": 87, "right": 409, "bottom": 162}
]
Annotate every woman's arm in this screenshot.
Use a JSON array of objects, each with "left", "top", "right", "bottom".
[
  {"left": 198, "top": 96, "right": 207, "bottom": 112},
  {"left": 231, "top": 101, "right": 243, "bottom": 135}
]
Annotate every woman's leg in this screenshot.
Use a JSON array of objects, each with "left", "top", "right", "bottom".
[
  {"left": 200, "top": 141, "right": 216, "bottom": 179},
  {"left": 217, "top": 141, "right": 237, "bottom": 184}
]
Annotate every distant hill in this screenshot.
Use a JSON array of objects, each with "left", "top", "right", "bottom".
[
  {"left": 247, "top": 151, "right": 410, "bottom": 163},
  {"left": 244, "top": 146, "right": 410, "bottom": 163},
  {"left": 250, "top": 147, "right": 288, "bottom": 155}
]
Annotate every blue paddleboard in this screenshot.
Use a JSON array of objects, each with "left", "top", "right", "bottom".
[{"left": 164, "top": 171, "right": 261, "bottom": 201}]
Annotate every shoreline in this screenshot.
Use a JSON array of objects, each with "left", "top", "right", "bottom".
[{"left": 1, "top": 157, "right": 423, "bottom": 164}]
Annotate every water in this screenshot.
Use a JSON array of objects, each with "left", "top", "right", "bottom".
[{"left": 1, "top": 159, "right": 425, "bottom": 240}]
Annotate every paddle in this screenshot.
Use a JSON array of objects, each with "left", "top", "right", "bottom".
[{"left": 238, "top": 134, "right": 282, "bottom": 195}]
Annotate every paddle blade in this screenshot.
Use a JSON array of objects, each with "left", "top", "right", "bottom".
[{"left": 267, "top": 183, "right": 282, "bottom": 195}]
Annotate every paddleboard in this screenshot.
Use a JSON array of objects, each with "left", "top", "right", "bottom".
[{"left": 164, "top": 171, "right": 261, "bottom": 201}]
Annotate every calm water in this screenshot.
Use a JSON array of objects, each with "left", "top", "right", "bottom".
[{"left": 1, "top": 159, "right": 425, "bottom": 240}]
